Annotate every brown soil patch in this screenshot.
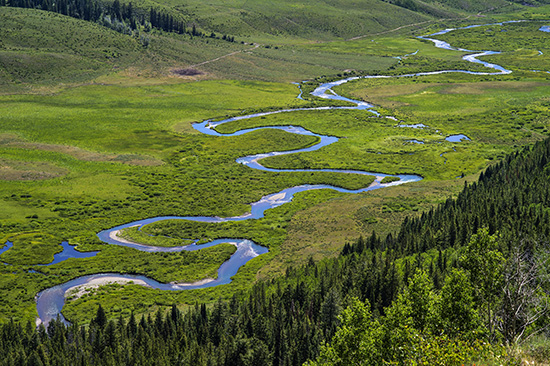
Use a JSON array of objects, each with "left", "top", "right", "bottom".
[
  {"left": 0, "top": 134, "right": 162, "bottom": 166},
  {"left": 171, "top": 68, "right": 204, "bottom": 76}
]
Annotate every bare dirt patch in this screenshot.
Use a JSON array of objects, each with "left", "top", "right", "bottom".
[{"left": 171, "top": 68, "right": 204, "bottom": 76}]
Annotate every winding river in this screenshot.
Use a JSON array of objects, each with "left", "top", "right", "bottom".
[{"left": 19, "top": 20, "right": 545, "bottom": 325}]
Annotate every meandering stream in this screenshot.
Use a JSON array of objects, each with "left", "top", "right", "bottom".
[{"left": 25, "top": 21, "right": 546, "bottom": 325}]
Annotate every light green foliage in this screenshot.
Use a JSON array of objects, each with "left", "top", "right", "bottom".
[
  {"left": 460, "top": 227, "right": 505, "bottom": 337},
  {"left": 309, "top": 292, "right": 500, "bottom": 366},
  {"left": 460, "top": 228, "right": 505, "bottom": 302},
  {"left": 0, "top": 232, "right": 63, "bottom": 265},
  {"left": 397, "top": 269, "right": 435, "bottom": 332},
  {"left": 380, "top": 270, "right": 437, "bottom": 363},
  {"left": 309, "top": 270, "right": 485, "bottom": 366},
  {"left": 436, "top": 268, "right": 482, "bottom": 338},
  {"left": 118, "top": 226, "right": 194, "bottom": 247},
  {"left": 306, "top": 298, "right": 382, "bottom": 366},
  {"left": 409, "top": 335, "right": 502, "bottom": 366},
  {"left": 380, "top": 300, "right": 417, "bottom": 364}
]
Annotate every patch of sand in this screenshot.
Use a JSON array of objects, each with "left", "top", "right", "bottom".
[
  {"left": 171, "top": 278, "right": 215, "bottom": 287},
  {"left": 65, "top": 277, "right": 150, "bottom": 300},
  {"left": 109, "top": 226, "right": 141, "bottom": 245},
  {"left": 268, "top": 192, "right": 286, "bottom": 201}
]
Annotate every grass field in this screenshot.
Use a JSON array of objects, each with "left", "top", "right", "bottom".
[
  {"left": 127, "top": 0, "right": 435, "bottom": 40},
  {"left": 2, "top": 3, "right": 550, "bottom": 324}
]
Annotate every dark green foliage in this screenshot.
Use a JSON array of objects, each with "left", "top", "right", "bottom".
[
  {"left": 1, "top": 0, "right": 184, "bottom": 35},
  {"left": 92, "top": 305, "right": 107, "bottom": 328},
  {"left": 395, "top": 140, "right": 550, "bottom": 255}
]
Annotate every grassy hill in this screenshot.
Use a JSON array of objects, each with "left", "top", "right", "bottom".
[
  {"left": 0, "top": 8, "right": 142, "bottom": 87},
  {"left": 1, "top": 0, "right": 544, "bottom": 90},
  {"left": 0, "top": 7, "right": 255, "bottom": 92},
  {"left": 0, "top": 5, "right": 411, "bottom": 90},
  {"left": 155, "top": 0, "right": 433, "bottom": 40},
  {"left": 131, "top": 0, "right": 527, "bottom": 40}
]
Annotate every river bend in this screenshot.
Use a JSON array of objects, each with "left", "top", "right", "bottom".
[{"left": 30, "top": 20, "right": 541, "bottom": 325}]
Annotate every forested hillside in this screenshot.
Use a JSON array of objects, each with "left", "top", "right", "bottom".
[{"left": 2, "top": 132, "right": 550, "bottom": 365}]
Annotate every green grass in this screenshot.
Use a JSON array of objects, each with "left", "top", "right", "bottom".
[
  {"left": 1, "top": 232, "right": 63, "bottom": 265},
  {"left": 0, "top": 8, "right": 142, "bottom": 88},
  {"left": 212, "top": 107, "right": 501, "bottom": 181},
  {"left": 435, "top": 21, "right": 550, "bottom": 52},
  {"left": 118, "top": 226, "right": 195, "bottom": 247},
  {"left": 434, "top": 21, "right": 550, "bottom": 73},
  {"left": 0, "top": 5, "right": 431, "bottom": 90},
  {"left": 143, "top": 0, "right": 434, "bottom": 41},
  {"left": 0, "top": 1, "right": 511, "bottom": 90},
  {"left": 0, "top": 7, "right": 255, "bottom": 90},
  {"left": 36, "top": 243, "right": 237, "bottom": 284},
  {"left": 0, "top": 80, "right": 308, "bottom": 152}
]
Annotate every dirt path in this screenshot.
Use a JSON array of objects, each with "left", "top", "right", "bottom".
[
  {"left": 188, "top": 44, "right": 260, "bottom": 68},
  {"left": 347, "top": 19, "right": 437, "bottom": 41}
]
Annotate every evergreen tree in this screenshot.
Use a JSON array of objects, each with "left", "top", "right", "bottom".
[{"left": 93, "top": 304, "right": 107, "bottom": 328}]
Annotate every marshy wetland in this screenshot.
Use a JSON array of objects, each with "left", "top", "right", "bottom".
[{"left": 2, "top": 10, "right": 550, "bottom": 325}]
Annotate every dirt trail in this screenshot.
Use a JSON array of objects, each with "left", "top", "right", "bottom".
[{"left": 188, "top": 44, "right": 260, "bottom": 68}]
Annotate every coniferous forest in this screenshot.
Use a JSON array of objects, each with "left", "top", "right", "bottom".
[{"left": 2, "top": 135, "right": 550, "bottom": 365}]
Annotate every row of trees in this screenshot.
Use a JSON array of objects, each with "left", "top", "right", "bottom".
[{"left": 2, "top": 135, "right": 550, "bottom": 365}]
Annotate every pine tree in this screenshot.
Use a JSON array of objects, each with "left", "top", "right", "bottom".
[{"left": 94, "top": 305, "right": 107, "bottom": 328}]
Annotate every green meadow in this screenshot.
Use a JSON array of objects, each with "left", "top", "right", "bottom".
[{"left": 2, "top": 3, "right": 550, "bottom": 325}]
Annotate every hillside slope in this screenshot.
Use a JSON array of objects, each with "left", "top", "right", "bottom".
[
  {"left": 159, "top": 0, "right": 434, "bottom": 40},
  {"left": 0, "top": 7, "right": 253, "bottom": 91},
  {"left": 2, "top": 0, "right": 543, "bottom": 89}
]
